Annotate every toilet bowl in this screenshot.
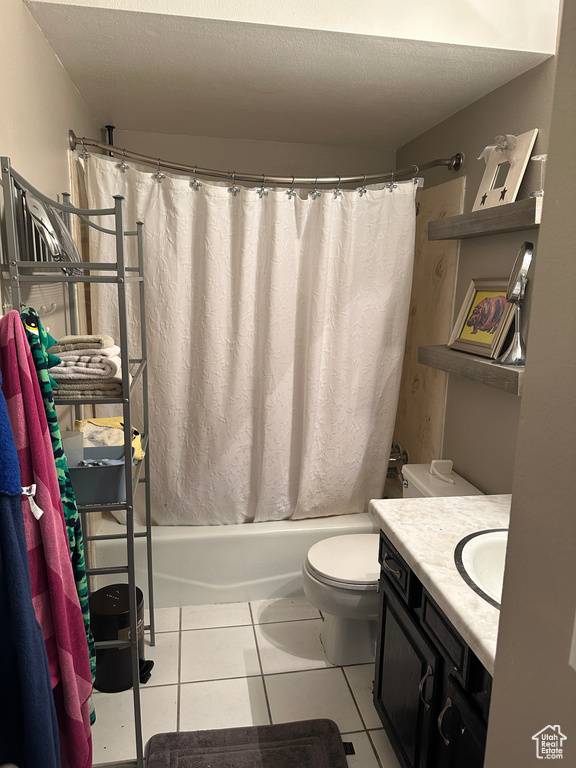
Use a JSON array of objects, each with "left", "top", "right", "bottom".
[
  {"left": 302, "top": 461, "right": 483, "bottom": 667},
  {"left": 302, "top": 534, "right": 380, "bottom": 666}
]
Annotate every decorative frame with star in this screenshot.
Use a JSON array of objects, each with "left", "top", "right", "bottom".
[
  {"left": 472, "top": 128, "right": 538, "bottom": 212},
  {"left": 448, "top": 278, "right": 515, "bottom": 358}
]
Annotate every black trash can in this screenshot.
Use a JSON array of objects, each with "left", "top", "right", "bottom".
[{"left": 89, "top": 584, "right": 146, "bottom": 693}]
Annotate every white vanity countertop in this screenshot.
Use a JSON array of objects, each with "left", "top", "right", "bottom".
[{"left": 369, "top": 494, "right": 511, "bottom": 675}]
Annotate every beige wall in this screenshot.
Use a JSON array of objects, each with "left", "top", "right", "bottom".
[
  {"left": 0, "top": 0, "right": 99, "bottom": 197},
  {"left": 112, "top": 129, "right": 396, "bottom": 181},
  {"left": 396, "top": 58, "right": 557, "bottom": 493},
  {"left": 486, "top": 0, "right": 576, "bottom": 762},
  {"left": 0, "top": 0, "right": 100, "bottom": 339}
]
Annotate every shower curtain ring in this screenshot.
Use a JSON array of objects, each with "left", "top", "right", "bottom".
[
  {"left": 257, "top": 174, "right": 269, "bottom": 198},
  {"left": 310, "top": 177, "right": 321, "bottom": 200},
  {"left": 286, "top": 176, "right": 296, "bottom": 199},
  {"left": 79, "top": 140, "right": 90, "bottom": 160},
  {"left": 387, "top": 169, "right": 397, "bottom": 192},
  {"left": 411, "top": 165, "right": 420, "bottom": 185},
  {"left": 334, "top": 176, "right": 342, "bottom": 199},
  {"left": 116, "top": 148, "right": 129, "bottom": 173},
  {"left": 228, "top": 171, "right": 240, "bottom": 196},
  {"left": 190, "top": 166, "right": 203, "bottom": 190},
  {"left": 358, "top": 174, "right": 368, "bottom": 197},
  {"left": 154, "top": 158, "right": 166, "bottom": 182}
]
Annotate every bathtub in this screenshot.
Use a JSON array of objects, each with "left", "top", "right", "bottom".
[{"left": 92, "top": 512, "right": 378, "bottom": 608}]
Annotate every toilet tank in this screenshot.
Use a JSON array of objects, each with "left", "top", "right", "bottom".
[{"left": 402, "top": 462, "right": 484, "bottom": 498}]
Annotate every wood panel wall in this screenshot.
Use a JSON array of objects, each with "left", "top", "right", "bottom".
[{"left": 392, "top": 176, "right": 465, "bottom": 466}]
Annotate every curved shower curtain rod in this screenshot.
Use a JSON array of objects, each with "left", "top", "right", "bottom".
[{"left": 69, "top": 130, "right": 464, "bottom": 188}]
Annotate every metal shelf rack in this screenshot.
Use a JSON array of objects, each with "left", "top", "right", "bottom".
[{"left": 1, "top": 156, "right": 155, "bottom": 768}]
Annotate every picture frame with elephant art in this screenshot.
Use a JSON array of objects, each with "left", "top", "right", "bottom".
[{"left": 448, "top": 278, "right": 515, "bottom": 358}]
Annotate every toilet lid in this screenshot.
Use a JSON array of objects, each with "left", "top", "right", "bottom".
[{"left": 306, "top": 534, "right": 380, "bottom": 587}]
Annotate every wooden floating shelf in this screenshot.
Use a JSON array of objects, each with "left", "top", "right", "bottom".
[
  {"left": 418, "top": 345, "right": 524, "bottom": 396},
  {"left": 428, "top": 197, "right": 542, "bottom": 241}
]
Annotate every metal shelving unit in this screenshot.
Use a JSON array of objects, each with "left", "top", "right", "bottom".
[{"left": 1, "top": 156, "right": 155, "bottom": 768}]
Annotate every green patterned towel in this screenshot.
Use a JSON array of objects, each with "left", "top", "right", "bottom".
[{"left": 20, "top": 309, "right": 97, "bottom": 713}]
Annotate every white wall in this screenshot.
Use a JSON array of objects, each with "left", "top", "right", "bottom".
[
  {"left": 486, "top": 0, "right": 576, "bottom": 761},
  {"left": 30, "top": 0, "right": 561, "bottom": 53},
  {"left": 1, "top": 0, "right": 99, "bottom": 196},
  {"left": 112, "top": 130, "right": 396, "bottom": 182},
  {"left": 396, "top": 58, "right": 556, "bottom": 494}
]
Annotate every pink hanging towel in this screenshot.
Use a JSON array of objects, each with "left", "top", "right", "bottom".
[{"left": 0, "top": 312, "right": 92, "bottom": 768}]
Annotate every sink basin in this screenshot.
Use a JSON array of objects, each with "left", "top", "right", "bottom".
[{"left": 454, "top": 529, "right": 508, "bottom": 608}]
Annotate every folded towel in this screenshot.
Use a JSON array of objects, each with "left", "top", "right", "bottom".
[
  {"left": 54, "top": 383, "right": 123, "bottom": 398},
  {"left": 48, "top": 334, "right": 115, "bottom": 353},
  {"left": 74, "top": 417, "right": 145, "bottom": 461},
  {"left": 52, "top": 356, "right": 122, "bottom": 381},
  {"left": 57, "top": 345, "right": 121, "bottom": 361},
  {"left": 56, "top": 378, "right": 125, "bottom": 389}
]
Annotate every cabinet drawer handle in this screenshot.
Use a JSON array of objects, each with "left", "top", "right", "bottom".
[
  {"left": 437, "top": 696, "right": 453, "bottom": 746},
  {"left": 418, "top": 665, "right": 433, "bottom": 710},
  {"left": 382, "top": 552, "right": 402, "bottom": 579}
]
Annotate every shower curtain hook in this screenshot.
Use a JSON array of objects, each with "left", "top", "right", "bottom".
[
  {"left": 387, "top": 169, "right": 397, "bottom": 192},
  {"left": 358, "top": 174, "right": 368, "bottom": 197},
  {"left": 411, "top": 165, "right": 420, "bottom": 185},
  {"left": 116, "top": 149, "right": 129, "bottom": 173},
  {"left": 190, "top": 166, "right": 203, "bottom": 191},
  {"left": 256, "top": 174, "right": 269, "bottom": 199},
  {"left": 228, "top": 171, "right": 240, "bottom": 196},
  {"left": 310, "top": 177, "right": 321, "bottom": 200},
  {"left": 334, "top": 176, "right": 342, "bottom": 199},
  {"left": 154, "top": 158, "right": 166, "bottom": 183},
  {"left": 286, "top": 176, "right": 296, "bottom": 199},
  {"left": 79, "top": 140, "right": 90, "bottom": 161}
]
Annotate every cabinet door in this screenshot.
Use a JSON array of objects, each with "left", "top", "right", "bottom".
[
  {"left": 435, "top": 676, "right": 487, "bottom": 768},
  {"left": 374, "top": 577, "right": 440, "bottom": 768}
]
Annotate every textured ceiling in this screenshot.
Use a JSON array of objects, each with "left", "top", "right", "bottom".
[{"left": 27, "top": 2, "right": 550, "bottom": 149}]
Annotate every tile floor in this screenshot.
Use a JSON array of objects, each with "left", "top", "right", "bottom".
[{"left": 91, "top": 596, "right": 401, "bottom": 767}]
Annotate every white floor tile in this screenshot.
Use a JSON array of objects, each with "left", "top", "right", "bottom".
[
  {"left": 90, "top": 599, "right": 394, "bottom": 766},
  {"left": 251, "top": 596, "right": 321, "bottom": 624},
  {"left": 341, "top": 731, "right": 381, "bottom": 768},
  {"left": 343, "top": 664, "right": 381, "bottom": 729},
  {"left": 181, "top": 625, "right": 260, "bottom": 682},
  {"left": 265, "top": 668, "right": 364, "bottom": 733},
  {"left": 255, "top": 618, "right": 333, "bottom": 674},
  {"left": 144, "top": 606, "right": 180, "bottom": 633},
  {"left": 143, "top": 631, "right": 179, "bottom": 686},
  {"left": 181, "top": 601, "right": 252, "bottom": 630},
  {"left": 369, "top": 728, "right": 402, "bottom": 768},
  {"left": 179, "top": 677, "right": 270, "bottom": 731},
  {"left": 92, "top": 684, "right": 177, "bottom": 764}
]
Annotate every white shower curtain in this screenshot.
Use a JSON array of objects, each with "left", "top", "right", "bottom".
[{"left": 77, "top": 154, "right": 416, "bottom": 525}]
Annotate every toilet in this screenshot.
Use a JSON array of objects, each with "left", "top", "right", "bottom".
[{"left": 302, "top": 461, "right": 483, "bottom": 666}]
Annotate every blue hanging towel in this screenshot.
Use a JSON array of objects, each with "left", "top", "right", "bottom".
[{"left": 0, "top": 368, "right": 61, "bottom": 768}]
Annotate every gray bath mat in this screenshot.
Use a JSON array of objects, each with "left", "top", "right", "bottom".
[{"left": 146, "top": 719, "right": 349, "bottom": 767}]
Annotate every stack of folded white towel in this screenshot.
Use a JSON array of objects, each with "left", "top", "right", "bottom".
[{"left": 49, "top": 334, "right": 129, "bottom": 397}]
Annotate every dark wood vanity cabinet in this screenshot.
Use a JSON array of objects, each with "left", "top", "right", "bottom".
[
  {"left": 375, "top": 576, "right": 440, "bottom": 768},
  {"left": 434, "top": 676, "right": 487, "bottom": 768},
  {"left": 374, "top": 532, "right": 491, "bottom": 768}
]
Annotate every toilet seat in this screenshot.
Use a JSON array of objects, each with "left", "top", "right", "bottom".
[{"left": 305, "top": 534, "right": 380, "bottom": 591}]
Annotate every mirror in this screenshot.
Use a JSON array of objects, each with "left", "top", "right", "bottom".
[
  {"left": 495, "top": 242, "right": 533, "bottom": 367},
  {"left": 506, "top": 241, "right": 533, "bottom": 303}
]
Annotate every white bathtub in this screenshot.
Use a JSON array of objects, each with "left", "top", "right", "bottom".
[{"left": 93, "top": 512, "right": 378, "bottom": 608}]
